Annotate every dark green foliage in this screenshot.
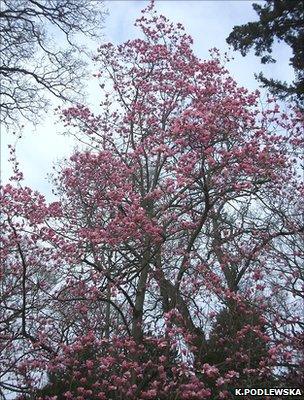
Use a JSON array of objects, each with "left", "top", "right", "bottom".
[
  {"left": 227, "top": 0, "right": 304, "bottom": 107},
  {"left": 204, "top": 303, "right": 270, "bottom": 387}
]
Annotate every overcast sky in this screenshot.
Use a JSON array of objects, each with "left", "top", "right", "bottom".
[{"left": 1, "top": 0, "right": 293, "bottom": 200}]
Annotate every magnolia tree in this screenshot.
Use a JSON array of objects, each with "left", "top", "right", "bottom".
[{"left": 1, "top": 3, "right": 303, "bottom": 399}]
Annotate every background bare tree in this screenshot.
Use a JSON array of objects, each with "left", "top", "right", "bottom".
[{"left": 0, "top": 0, "right": 106, "bottom": 130}]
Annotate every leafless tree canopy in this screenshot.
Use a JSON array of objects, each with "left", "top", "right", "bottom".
[{"left": 0, "top": 0, "right": 106, "bottom": 129}]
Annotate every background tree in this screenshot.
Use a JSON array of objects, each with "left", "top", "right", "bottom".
[
  {"left": 0, "top": 0, "right": 106, "bottom": 130},
  {"left": 226, "top": 0, "right": 304, "bottom": 108}
]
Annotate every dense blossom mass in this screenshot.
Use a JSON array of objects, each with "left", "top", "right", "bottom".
[{"left": 1, "top": 3, "right": 303, "bottom": 399}]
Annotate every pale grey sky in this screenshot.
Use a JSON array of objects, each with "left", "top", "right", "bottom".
[{"left": 1, "top": 0, "right": 293, "bottom": 200}]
